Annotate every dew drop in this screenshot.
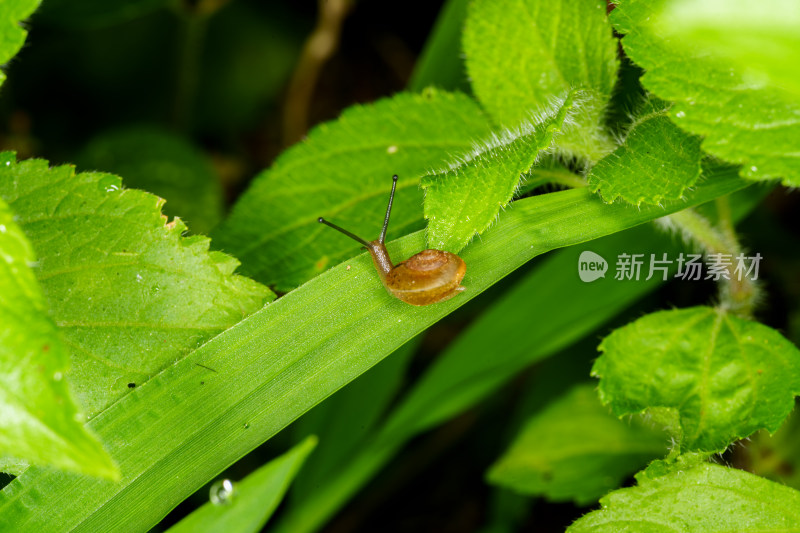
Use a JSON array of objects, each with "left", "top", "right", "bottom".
[
  {"left": 386, "top": 145, "right": 398, "bottom": 154},
  {"left": 136, "top": 273, "right": 143, "bottom": 283},
  {"left": 53, "top": 372, "right": 63, "bottom": 381},
  {"left": 0, "top": 224, "right": 6, "bottom": 233},
  {"left": 210, "top": 479, "right": 236, "bottom": 505},
  {"left": 98, "top": 176, "right": 120, "bottom": 193},
  {"left": 750, "top": 166, "right": 758, "bottom": 172},
  {"left": 674, "top": 111, "right": 685, "bottom": 118}
]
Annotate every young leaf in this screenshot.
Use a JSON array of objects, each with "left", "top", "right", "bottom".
[
  {"left": 463, "top": 0, "right": 618, "bottom": 161},
  {"left": 612, "top": 0, "right": 800, "bottom": 186},
  {"left": 568, "top": 462, "right": 800, "bottom": 532},
  {"left": 0, "top": 0, "right": 40, "bottom": 88},
  {"left": 167, "top": 436, "right": 317, "bottom": 533},
  {"left": 0, "top": 198, "right": 116, "bottom": 479},
  {"left": 588, "top": 99, "right": 703, "bottom": 206},
  {"left": 212, "top": 89, "right": 493, "bottom": 290},
  {"left": 593, "top": 306, "right": 800, "bottom": 452},
  {"left": 487, "top": 384, "right": 666, "bottom": 505},
  {"left": 78, "top": 125, "right": 224, "bottom": 235},
  {"left": 421, "top": 90, "right": 578, "bottom": 253},
  {"left": 0, "top": 153, "right": 273, "bottom": 418},
  {"left": 0, "top": 165, "right": 749, "bottom": 533}
]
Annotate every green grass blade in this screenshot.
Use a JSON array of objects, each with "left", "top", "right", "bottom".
[
  {"left": 408, "top": 0, "right": 471, "bottom": 92},
  {"left": 168, "top": 436, "right": 317, "bottom": 533}
]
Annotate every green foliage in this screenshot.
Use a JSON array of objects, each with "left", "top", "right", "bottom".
[
  {"left": 0, "top": 197, "right": 116, "bottom": 479},
  {"left": 658, "top": 0, "right": 800, "bottom": 97},
  {"left": 78, "top": 125, "right": 224, "bottom": 235},
  {"left": 568, "top": 462, "right": 800, "bottom": 532},
  {"left": 421, "top": 89, "right": 578, "bottom": 252},
  {"left": 0, "top": 153, "right": 272, "bottom": 418},
  {"left": 612, "top": 0, "right": 800, "bottom": 186},
  {"left": 269, "top": 179, "right": 764, "bottom": 533},
  {"left": 168, "top": 436, "right": 317, "bottom": 533},
  {"left": 487, "top": 384, "right": 666, "bottom": 505},
  {"left": 1, "top": 0, "right": 799, "bottom": 530},
  {"left": 463, "top": 0, "right": 618, "bottom": 160},
  {"left": 0, "top": 0, "right": 40, "bottom": 88},
  {"left": 588, "top": 98, "right": 703, "bottom": 205},
  {"left": 212, "top": 90, "right": 493, "bottom": 290},
  {"left": 0, "top": 167, "right": 747, "bottom": 532},
  {"left": 593, "top": 306, "right": 800, "bottom": 452}
]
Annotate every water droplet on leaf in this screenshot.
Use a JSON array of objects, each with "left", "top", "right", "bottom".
[
  {"left": 98, "top": 176, "right": 120, "bottom": 192},
  {"left": 210, "top": 479, "right": 236, "bottom": 505}
]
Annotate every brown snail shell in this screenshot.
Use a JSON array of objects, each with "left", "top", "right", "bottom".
[{"left": 319, "top": 175, "right": 466, "bottom": 306}]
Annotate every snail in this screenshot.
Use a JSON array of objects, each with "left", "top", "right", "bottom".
[{"left": 318, "top": 175, "right": 466, "bottom": 306}]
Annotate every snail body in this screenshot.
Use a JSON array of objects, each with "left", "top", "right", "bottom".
[{"left": 319, "top": 175, "right": 466, "bottom": 306}]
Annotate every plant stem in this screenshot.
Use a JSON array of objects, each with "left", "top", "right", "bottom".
[
  {"left": 668, "top": 204, "right": 758, "bottom": 318},
  {"left": 282, "top": 0, "right": 353, "bottom": 147}
]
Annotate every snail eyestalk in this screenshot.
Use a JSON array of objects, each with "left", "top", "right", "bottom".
[
  {"left": 379, "top": 174, "right": 398, "bottom": 244},
  {"left": 317, "top": 217, "right": 372, "bottom": 248}
]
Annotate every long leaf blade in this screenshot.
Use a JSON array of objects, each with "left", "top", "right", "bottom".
[{"left": 0, "top": 169, "right": 749, "bottom": 532}]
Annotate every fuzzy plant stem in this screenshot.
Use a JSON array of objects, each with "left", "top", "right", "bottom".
[{"left": 667, "top": 201, "right": 758, "bottom": 318}]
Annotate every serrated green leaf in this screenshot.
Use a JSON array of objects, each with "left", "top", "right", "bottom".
[
  {"left": 0, "top": 457, "right": 28, "bottom": 477},
  {"left": 568, "top": 462, "right": 800, "bottom": 532},
  {"left": 593, "top": 306, "right": 800, "bottom": 452},
  {"left": 78, "top": 125, "right": 224, "bottom": 235},
  {"left": 588, "top": 99, "right": 703, "bottom": 206},
  {"left": 421, "top": 90, "right": 578, "bottom": 252},
  {"left": 212, "top": 89, "right": 493, "bottom": 290},
  {"left": 0, "top": 198, "right": 116, "bottom": 479},
  {"left": 487, "top": 384, "right": 666, "bottom": 505},
  {"left": 463, "top": 0, "right": 618, "bottom": 161},
  {"left": 167, "top": 436, "right": 317, "bottom": 533},
  {"left": 612, "top": 0, "right": 800, "bottom": 186},
  {"left": 0, "top": 163, "right": 749, "bottom": 533},
  {"left": 659, "top": 0, "right": 800, "bottom": 98},
  {"left": 0, "top": 0, "right": 41, "bottom": 88},
  {"left": 0, "top": 152, "right": 273, "bottom": 418}
]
